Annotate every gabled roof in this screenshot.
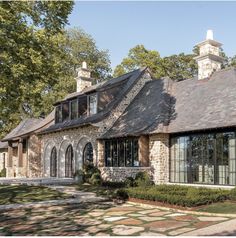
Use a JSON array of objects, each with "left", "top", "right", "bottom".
[
  {"left": 101, "top": 78, "right": 175, "bottom": 138},
  {"left": 0, "top": 141, "right": 7, "bottom": 150},
  {"left": 102, "top": 67, "right": 236, "bottom": 138},
  {"left": 168, "top": 67, "right": 236, "bottom": 133},
  {"left": 40, "top": 68, "right": 147, "bottom": 134},
  {"left": 2, "top": 111, "right": 54, "bottom": 142}
]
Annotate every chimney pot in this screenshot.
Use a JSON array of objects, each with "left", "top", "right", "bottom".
[
  {"left": 206, "top": 29, "right": 214, "bottom": 40},
  {"left": 82, "top": 61, "right": 87, "bottom": 69}
]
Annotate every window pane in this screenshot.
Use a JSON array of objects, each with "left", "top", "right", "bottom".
[
  {"left": 89, "top": 94, "right": 97, "bottom": 115},
  {"left": 104, "top": 138, "right": 139, "bottom": 168},
  {"left": 78, "top": 96, "right": 87, "bottom": 117},
  {"left": 62, "top": 102, "right": 69, "bottom": 122},
  {"left": 55, "top": 105, "right": 62, "bottom": 123},
  {"left": 71, "top": 99, "right": 78, "bottom": 120}
]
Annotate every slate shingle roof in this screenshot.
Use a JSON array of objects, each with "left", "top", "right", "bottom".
[
  {"left": 41, "top": 68, "right": 147, "bottom": 134},
  {"left": 0, "top": 141, "right": 7, "bottom": 149},
  {"left": 168, "top": 67, "right": 236, "bottom": 133},
  {"left": 102, "top": 67, "right": 236, "bottom": 138},
  {"left": 2, "top": 111, "right": 54, "bottom": 141}
]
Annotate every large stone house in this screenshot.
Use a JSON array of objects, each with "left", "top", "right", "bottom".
[{"left": 2, "top": 31, "right": 236, "bottom": 187}]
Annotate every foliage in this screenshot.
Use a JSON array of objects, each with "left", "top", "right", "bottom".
[
  {"left": 133, "top": 171, "right": 153, "bottom": 187},
  {"left": 115, "top": 189, "right": 129, "bottom": 200},
  {"left": 125, "top": 185, "right": 230, "bottom": 207},
  {"left": 82, "top": 163, "right": 101, "bottom": 184},
  {"left": 229, "top": 187, "right": 236, "bottom": 201},
  {"left": 123, "top": 177, "right": 135, "bottom": 188},
  {"left": 102, "top": 181, "right": 125, "bottom": 188},
  {"left": 113, "top": 45, "right": 198, "bottom": 80},
  {"left": 0, "top": 168, "right": 6, "bottom": 177},
  {"left": 197, "top": 201, "right": 236, "bottom": 214},
  {"left": 89, "top": 172, "right": 102, "bottom": 185},
  {"left": 113, "top": 45, "right": 164, "bottom": 79},
  {"left": 0, "top": 2, "right": 111, "bottom": 139}
]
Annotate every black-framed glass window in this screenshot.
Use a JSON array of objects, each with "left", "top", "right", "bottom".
[
  {"left": 104, "top": 137, "right": 139, "bottom": 167},
  {"left": 62, "top": 102, "right": 69, "bottom": 122},
  {"left": 83, "top": 142, "right": 94, "bottom": 166},
  {"left": 70, "top": 99, "right": 78, "bottom": 120},
  {"left": 65, "top": 144, "right": 74, "bottom": 178},
  {"left": 55, "top": 105, "right": 62, "bottom": 123},
  {"left": 50, "top": 147, "right": 57, "bottom": 177},
  {"left": 89, "top": 94, "right": 97, "bottom": 115},
  {"left": 170, "top": 131, "right": 236, "bottom": 186},
  {"left": 78, "top": 95, "right": 88, "bottom": 117}
]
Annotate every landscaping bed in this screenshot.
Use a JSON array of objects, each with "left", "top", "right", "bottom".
[{"left": 0, "top": 185, "right": 70, "bottom": 205}]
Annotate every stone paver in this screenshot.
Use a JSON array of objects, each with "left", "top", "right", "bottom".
[
  {"left": 145, "top": 220, "right": 189, "bottom": 232},
  {"left": 112, "top": 225, "right": 145, "bottom": 235},
  {"left": 168, "top": 227, "right": 196, "bottom": 235},
  {"left": 0, "top": 185, "right": 233, "bottom": 236},
  {"left": 197, "top": 216, "right": 229, "bottom": 221}
]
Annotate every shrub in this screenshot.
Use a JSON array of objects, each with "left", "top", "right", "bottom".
[
  {"left": 102, "top": 181, "right": 125, "bottom": 188},
  {"left": 0, "top": 168, "right": 6, "bottom": 177},
  {"left": 133, "top": 171, "right": 153, "bottom": 187},
  {"left": 229, "top": 187, "right": 236, "bottom": 200},
  {"left": 89, "top": 172, "right": 102, "bottom": 185},
  {"left": 115, "top": 189, "right": 129, "bottom": 200},
  {"left": 83, "top": 164, "right": 101, "bottom": 183},
  {"left": 124, "top": 177, "right": 135, "bottom": 187},
  {"left": 125, "top": 185, "right": 230, "bottom": 207}
]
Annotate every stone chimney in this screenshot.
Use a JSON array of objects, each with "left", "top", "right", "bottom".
[
  {"left": 194, "top": 30, "right": 224, "bottom": 80},
  {"left": 75, "top": 62, "right": 92, "bottom": 92}
]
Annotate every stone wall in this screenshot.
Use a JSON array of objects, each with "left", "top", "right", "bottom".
[
  {"left": 149, "top": 133, "right": 169, "bottom": 184},
  {"left": 100, "top": 167, "right": 151, "bottom": 182},
  {"left": 28, "top": 135, "right": 42, "bottom": 178},
  {"left": 41, "top": 125, "right": 99, "bottom": 178}
]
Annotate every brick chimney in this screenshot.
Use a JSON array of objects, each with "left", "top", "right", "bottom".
[
  {"left": 194, "top": 30, "right": 224, "bottom": 80},
  {"left": 75, "top": 62, "right": 92, "bottom": 92}
]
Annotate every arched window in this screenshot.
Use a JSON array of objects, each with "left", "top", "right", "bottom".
[
  {"left": 50, "top": 147, "right": 57, "bottom": 177},
  {"left": 83, "top": 142, "right": 93, "bottom": 166},
  {"left": 65, "top": 144, "right": 74, "bottom": 178}
]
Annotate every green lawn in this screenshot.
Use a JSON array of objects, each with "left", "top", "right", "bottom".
[
  {"left": 0, "top": 185, "right": 70, "bottom": 205},
  {"left": 76, "top": 183, "right": 120, "bottom": 199},
  {"left": 196, "top": 201, "right": 236, "bottom": 214}
]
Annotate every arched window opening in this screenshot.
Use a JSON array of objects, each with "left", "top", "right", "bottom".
[
  {"left": 50, "top": 147, "right": 57, "bottom": 177},
  {"left": 65, "top": 144, "right": 74, "bottom": 178},
  {"left": 83, "top": 142, "right": 93, "bottom": 166}
]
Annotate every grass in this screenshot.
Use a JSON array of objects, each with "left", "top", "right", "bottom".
[
  {"left": 196, "top": 201, "right": 236, "bottom": 214},
  {"left": 75, "top": 183, "right": 122, "bottom": 199},
  {"left": 0, "top": 185, "right": 70, "bottom": 205}
]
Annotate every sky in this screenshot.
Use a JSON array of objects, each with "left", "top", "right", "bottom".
[{"left": 68, "top": 1, "right": 236, "bottom": 69}]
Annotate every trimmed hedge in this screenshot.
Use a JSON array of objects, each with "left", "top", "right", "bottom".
[{"left": 125, "top": 185, "right": 230, "bottom": 207}]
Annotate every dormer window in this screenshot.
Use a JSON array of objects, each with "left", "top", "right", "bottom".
[
  {"left": 62, "top": 102, "right": 69, "bottom": 122},
  {"left": 70, "top": 99, "right": 78, "bottom": 120},
  {"left": 88, "top": 94, "right": 97, "bottom": 115}
]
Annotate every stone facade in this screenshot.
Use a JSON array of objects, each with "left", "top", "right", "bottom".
[
  {"left": 41, "top": 72, "right": 153, "bottom": 180},
  {"left": 149, "top": 134, "right": 169, "bottom": 184},
  {"left": 41, "top": 125, "right": 99, "bottom": 178},
  {"left": 0, "top": 149, "right": 7, "bottom": 174},
  {"left": 100, "top": 167, "right": 151, "bottom": 182}
]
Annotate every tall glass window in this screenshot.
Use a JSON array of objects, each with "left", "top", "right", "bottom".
[
  {"left": 170, "top": 131, "right": 236, "bottom": 186},
  {"left": 55, "top": 105, "right": 62, "bottom": 123},
  {"left": 89, "top": 94, "right": 97, "bottom": 115},
  {"left": 65, "top": 145, "right": 74, "bottom": 178},
  {"left": 62, "top": 102, "right": 69, "bottom": 122},
  {"left": 104, "top": 137, "right": 139, "bottom": 167},
  {"left": 50, "top": 147, "right": 57, "bottom": 177},
  {"left": 70, "top": 99, "right": 78, "bottom": 120}
]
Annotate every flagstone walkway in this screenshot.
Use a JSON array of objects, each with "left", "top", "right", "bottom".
[{"left": 0, "top": 199, "right": 235, "bottom": 236}]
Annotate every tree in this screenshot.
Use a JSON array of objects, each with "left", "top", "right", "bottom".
[
  {"left": 40, "top": 28, "right": 112, "bottom": 114},
  {"left": 162, "top": 53, "right": 197, "bottom": 80},
  {"left": 113, "top": 45, "right": 165, "bottom": 79},
  {"left": 114, "top": 44, "right": 198, "bottom": 81},
  {"left": 0, "top": 1, "right": 74, "bottom": 138}
]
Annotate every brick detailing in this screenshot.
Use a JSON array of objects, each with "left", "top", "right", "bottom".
[{"left": 149, "top": 134, "right": 169, "bottom": 184}]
